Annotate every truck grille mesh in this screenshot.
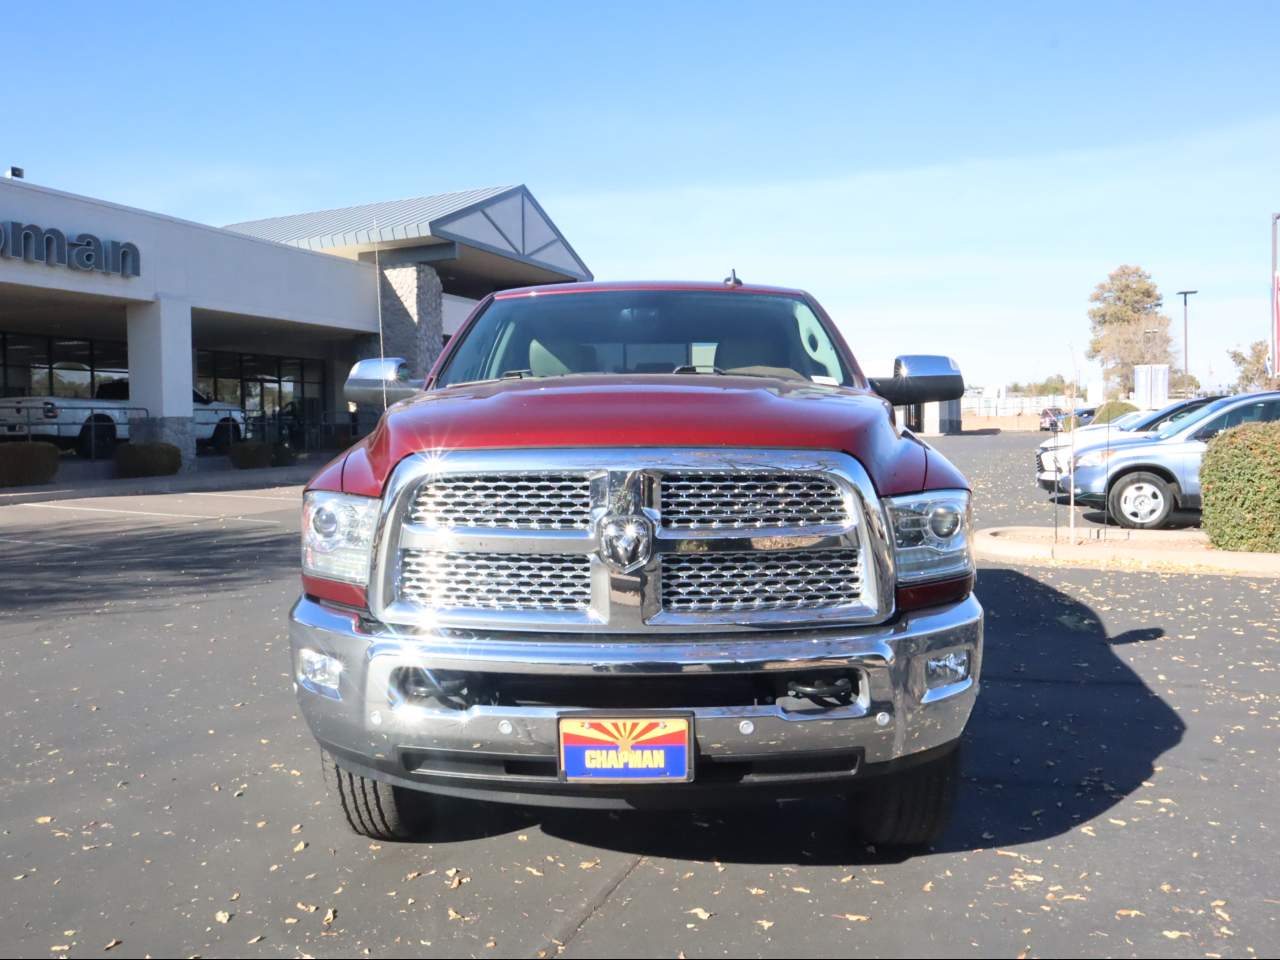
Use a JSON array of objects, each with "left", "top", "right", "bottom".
[
  {"left": 400, "top": 550, "right": 592, "bottom": 612},
  {"left": 409, "top": 474, "right": 591, "bottom": 530},
  {"left": 659, "top": 472, "right": 848, "bottom": 529},
  {"left": 660, "top": 549, "right": 861, "bottom": 612}
]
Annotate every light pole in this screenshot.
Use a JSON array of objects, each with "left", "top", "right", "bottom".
[
  {"left": 1176, "top": 289, "right": 1197, "bottom": 393},
  {"left": 1272, "top": 214, "right": 1280, "bottom": 379}
]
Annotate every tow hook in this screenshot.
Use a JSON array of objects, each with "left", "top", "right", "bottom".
[{"left": 785, "top": 676, "right": 855, "bottom": 708}]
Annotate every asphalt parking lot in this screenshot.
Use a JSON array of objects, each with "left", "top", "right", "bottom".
[{"left": 1, "top": 432, "right": 1277, "bottom": 958}]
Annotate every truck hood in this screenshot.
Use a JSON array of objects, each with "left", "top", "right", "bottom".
[{"left": 335, "top": 374, "right": 944, "bottom": 498}]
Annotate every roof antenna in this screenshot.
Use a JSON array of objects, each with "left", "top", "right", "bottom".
[{"left": 724, "top": 268, "right": 743, "bottom": 288}]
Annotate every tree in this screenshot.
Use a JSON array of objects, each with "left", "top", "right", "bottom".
[
  {"left": 1169, "top": 369, "right": 1201, "bottom": 396},
  {"left": 1004, "top": 373, "right": 1081, "bottom": 396},
  {"left": 1085, "top": 265, "right": 1174, "bottom": 397},
  {"left": 1226, "top": 340, "right": 1279, "bottom": 392}
]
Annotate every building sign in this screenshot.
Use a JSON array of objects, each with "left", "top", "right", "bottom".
[{"left": 0, "top": 220, "right": 140, "bottom": 278}]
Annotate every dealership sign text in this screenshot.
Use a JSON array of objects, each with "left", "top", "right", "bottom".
[{"left": 0, "top": 220, "right": 140, "bottom": 278}]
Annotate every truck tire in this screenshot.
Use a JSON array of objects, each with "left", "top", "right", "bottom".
[
  {"left": 1107, "top": 471, "right": 1175, "bottom": 529},
  {"left": 211, "top": 419, "right": 240, "bottom": 453},
  {"left": 849, "top": 745, "right": 960, "bottom": 848},
  {"left": 76, "top": 418, "right": 117, "bottom": 460},
  {"left": 320, "top": 751, "right": 431, "bottom": 841}
]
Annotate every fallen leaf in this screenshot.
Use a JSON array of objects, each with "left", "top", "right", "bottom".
[
  {"left": 323, "top": 907, "right": 336, "bottom": 927},
  {"left": 836, "top": 914, "right": 870, "bottom": 923},
  {"left": 215, "top": 911, "right": 231, "bottom": 924},
  {"left": 687, "top": 907, "right": 712, "bottom": 920}
]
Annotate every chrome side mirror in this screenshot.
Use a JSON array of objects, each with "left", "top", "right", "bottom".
[
  {"left": 344, "top": 357, "right": 424, "bottom": 406},
  {"left": 869, "top": 355, "right": 964, "bottom": 406}
]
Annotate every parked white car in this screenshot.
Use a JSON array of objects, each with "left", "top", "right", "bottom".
[
  {"left": 1034, "top": 397, "right": 1221, "bottom": 490},
  {"left": 0, "top": 381, "right": 245, "bottom": 458}
]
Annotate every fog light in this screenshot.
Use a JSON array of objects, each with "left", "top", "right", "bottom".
[
  {"left": 299, "top": 648, "right": 343, "bottom": 691},
  {"left": 925, "top": 650, "right": 970, "bottom": 689}
]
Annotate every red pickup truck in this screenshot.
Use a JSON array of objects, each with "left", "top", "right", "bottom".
[{"left": 290, "top": 281, "right": 981, "bottom": 848}]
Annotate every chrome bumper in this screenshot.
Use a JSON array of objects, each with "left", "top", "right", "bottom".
[{"left": 289, "top": 594, "right": 982, "bottom": 803}]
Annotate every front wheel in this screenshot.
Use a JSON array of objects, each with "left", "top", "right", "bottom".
[
  {"left": 849, "top": 746, "right": 960, "bottom": 848},
  {"left": 320, "top": 751, "right": 432, "bottom": 841},
  {"left": 1107, "top": 471, "right": 1175, "bottom": 529},
  {"left": 76, "top": 419, "right": 117, "bottom": 459}
]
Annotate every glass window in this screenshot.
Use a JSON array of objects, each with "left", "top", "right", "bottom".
[
  {"left": 280, "top": 358, "right": 302, "bottom": 383},
  {"left": 213, "top": 352, "right": 240, "bottom": 380},
  {"left": 195, "top": 350, "right": 215, "bottom": 379},
  {"left": 303, "top": 358, "right": 325, "bottom": 384},
  {"left": 3, "top": 334, "right": 50, "bottom": 397},
  {"left": 51, "top": 339, "right": 92, "bottom": 398},
  {"left": 92, "top": 340, "right": 128, "bottom": 398},
  {"left": 437, "top": 291, "right": 854, "bottom": 387},
  {"left": 216, "top": 378, "right": 241, "bottom": 406}
]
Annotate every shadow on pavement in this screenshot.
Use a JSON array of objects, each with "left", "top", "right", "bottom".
[
  {"left": 0, "top": 523, "right": 296, "bottom": 613},
  {"left": 451, "top": 566, "right": 1185, "bottom": 864}
]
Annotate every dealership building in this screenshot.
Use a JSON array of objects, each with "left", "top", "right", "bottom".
[{"left": 0, "top": 175, "right": 591, "bottom": 463}]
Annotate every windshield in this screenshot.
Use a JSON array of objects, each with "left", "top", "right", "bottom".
[
  {"left": 1154, "top": 396, "right": 1235, "bottom": 439},
  {"left": 1131, "top": 398, "right": 1208, "bottom": 432},
  {"left": 435, "top": 290, "right": 854, "bottom": 388}
]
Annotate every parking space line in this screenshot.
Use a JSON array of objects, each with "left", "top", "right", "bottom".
[
  {"left": 0, "top": 535, "right": 79, "bottom": 548},
  {"left": 186, "top": 491, "right": 300, "bottom": 503},
  {"left": 12, "top": 502, "right": 282, "bottom": 525}
]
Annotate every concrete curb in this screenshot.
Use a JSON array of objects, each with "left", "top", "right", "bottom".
[
  {"left": 0, "top": 464, "right": 319, "bottom": 505},
  {"left": 975, "top": 526, "right": 1280, "bottom": 577}
]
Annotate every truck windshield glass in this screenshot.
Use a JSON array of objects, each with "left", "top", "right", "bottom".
[{"left": 436, "top": 291, "right": 854, "bottom": 388}]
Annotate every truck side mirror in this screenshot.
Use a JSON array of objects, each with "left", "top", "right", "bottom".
[
  {"left": 869, "top": 355, "right": 965, "bottom": 406},
  {"left": 344, "top": 357, "right": 424, "bottom": 406}
]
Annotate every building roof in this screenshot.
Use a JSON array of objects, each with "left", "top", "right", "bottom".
[{"left": 224, "top": 185, "right": 591, "bottom": 283}]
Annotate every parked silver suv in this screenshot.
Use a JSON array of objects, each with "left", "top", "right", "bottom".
[{"left": 1060, "top": 392, "right": 1280, "bottom": 528}]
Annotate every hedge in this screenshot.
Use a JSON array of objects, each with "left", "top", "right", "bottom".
[
  {"left": 228, "top": 441, "right": 273, "bottom": 469},
  {"left": 0, "top": 442, "right": 60, "bottom": 487},
  {"left": 115, "top": 442, "right": 182, "bottom": 478},
  {"left": 1093, "top": 400, "right": 1138, "bottom": 424},
  {"left": 228, "top": 441, "right": 296, "bottom": 469},
  {"left": 1201, "top": 421, "right": 1280, "bottom": 552}
]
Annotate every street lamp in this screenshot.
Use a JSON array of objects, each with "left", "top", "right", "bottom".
[{"left": 1176, "top": 289, "right": 1197, "bottom": 393}]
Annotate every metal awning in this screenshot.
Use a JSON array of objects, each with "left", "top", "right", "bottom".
[{"left": 224, "top": 185, "right": 591, "bottom": 288}]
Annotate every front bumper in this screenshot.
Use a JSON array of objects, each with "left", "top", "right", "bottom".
[
  {"left": 289, "top": 594, "right": 983, "bottom": 807},
  {"left": 1056, "top": 464, "right": 1109, "bottom": 503}
]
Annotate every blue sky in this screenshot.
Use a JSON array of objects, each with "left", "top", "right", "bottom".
[{"left": 6, "top": 1, "right": 1279, "bottom": 388}]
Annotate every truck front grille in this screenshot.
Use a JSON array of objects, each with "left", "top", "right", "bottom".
[
  {"left": 400, "top": 550, "right": 592, "bottom": 612},
  {"left": 659, "top": 472, "right": 848, "bottom": 529},
  {"left": 661, "top": 549, "right": 862, "bottom": 612},
  {"left": 409, "top": 473, "right": 591, "bottom": 530},
  {"left": 377, "top": 450, "right": 884, "bottom": 631}
]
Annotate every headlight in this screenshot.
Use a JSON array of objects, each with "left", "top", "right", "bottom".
[
  {"left": 302, "top": 491, "right": 379, "bottom": 584},
  {"left": 1074, "top": 449, "right": 1116, "bottom": 469},
  {"left": 883, "top": 489, "right": 973, "bottom": 583}
]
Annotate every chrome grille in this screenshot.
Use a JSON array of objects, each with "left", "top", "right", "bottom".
[
  {"left": 661, "top": 549, "right": 862, "bottom": 613},
  {"left": 659, "top": 472, "right": 848, "bottom": 529},
  {"left": 400, "top": 550, "right": 592, "bottom": 612},
  {"left": 409, "top": 473, "right": 591, "bottom": 530}
]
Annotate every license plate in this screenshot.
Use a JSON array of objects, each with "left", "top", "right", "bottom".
[{"left": 558, "top": 715, "right": 693, "bottom": 783}]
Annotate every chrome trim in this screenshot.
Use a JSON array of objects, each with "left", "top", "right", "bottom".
[
  {"left": 289, "top": 593, "right": 982, "bottom": 767},
  {"left": 368, "top": 448, "right": 896, "bottom": 633}
]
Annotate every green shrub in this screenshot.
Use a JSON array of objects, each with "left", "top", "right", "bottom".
[
  {"left": 1201, "top": 421, "right": 1280, "bottom": 552},
  {"left": 114, "top": 442, "right": 182, "bottom": 478},
  {"left": 0, "top": 442, "right": 61, "bottom": 487},
  {"left": 270, "top": 443, "right": 297, "bottom": 467},
  {"left": 228, "top": 440, "right": 273, "bottom": 469},
  {"left": 1093, "top": 400, "right": 1138, "bottom": 424}
]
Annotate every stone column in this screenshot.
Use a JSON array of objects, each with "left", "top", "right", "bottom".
[
  {"left": 378, "top": 262, "right": 445, "bottom": 380},
  {"left": 348, "top": 262, "right": 445, "bottom": 435},
  {"left": 126, "top": 297, "right": 196, "bottom": 469}
]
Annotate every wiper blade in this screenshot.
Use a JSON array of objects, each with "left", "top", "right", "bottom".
[
  {"left": 500, "top": 369, "right": 534, "bottom": 379},
  {"left": 671, "top": 365, "right": 726, "bottom": 375}
]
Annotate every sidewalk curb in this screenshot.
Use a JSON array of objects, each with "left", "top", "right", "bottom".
[
  {"left": 0, "top": 464, "right": 318, "bottom": 505},
  {"left": 975, "top": 526, "right": 1280, "bottom": 577}
]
